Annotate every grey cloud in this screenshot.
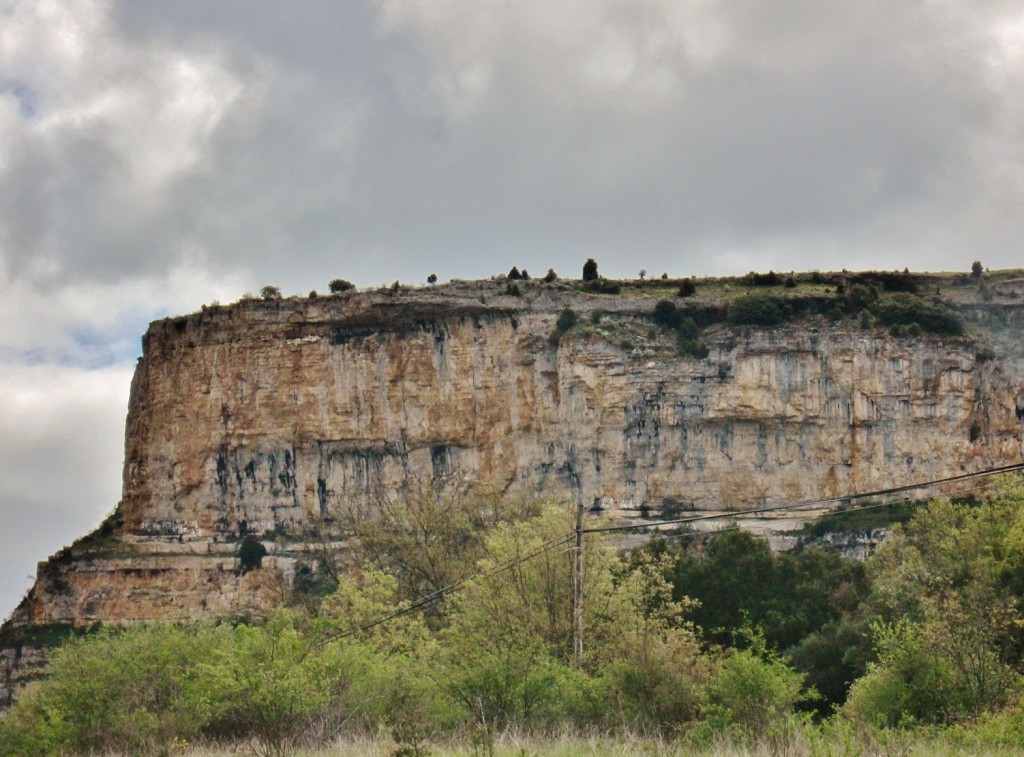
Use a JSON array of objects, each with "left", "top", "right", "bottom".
[
  {"left": 4, "top": 0, "right": 1021, "bottom": 293},
  {"left": 3, "top": 0, "right": 1024, "bottom": 616}
]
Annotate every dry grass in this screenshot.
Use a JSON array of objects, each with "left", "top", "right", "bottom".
[{"left": 174, "top": 729, "right": 1024, "bottom": 757}]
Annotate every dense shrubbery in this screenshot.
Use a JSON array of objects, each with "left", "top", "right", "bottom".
[
  {"left": 7, "top": 478, "right": 1024, "bottom": 754},
  {"left": 651, "top": 300, "right": 709, "bottom": 358},
  {"left": 728, "top": 294, "right": 789, "bottom": 326},
  {"left": 582, "top": 278, "right": 621, "bottom": 294},
  {"left": 871, "top": 292, "right": 964, "bottom": 335}
]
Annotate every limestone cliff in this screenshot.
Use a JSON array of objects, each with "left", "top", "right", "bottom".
[{"left": 3, "top": 271, "right": 1024, "bottom": 703}]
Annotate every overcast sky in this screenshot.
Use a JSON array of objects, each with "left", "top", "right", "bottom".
[{"left": 2, "top": 0, "right": 1023, "bottom": 619}]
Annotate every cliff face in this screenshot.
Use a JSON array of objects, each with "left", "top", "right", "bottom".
[
  {"left": 3, "top": 274, "right": 1024, "bottom": 703},
  {"left": 120, "top": 282, "right": 1022, "bottom": 541}
]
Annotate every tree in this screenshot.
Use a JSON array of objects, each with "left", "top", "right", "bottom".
[
  {"left": 972, "top": 260, "right": 983, "bottom": 278},
  {"left": 338, "top": 482, "right": 540, "bottom": 603},
  {"left": 638, "top": 269, "right": 647, "bottom": 280},
  {"left": 427, "top": 273, "right": 438, "bottom": 285},
  {"left": 328, "top": 279, "right": 355, "bottom": 293},
  {"left": 677, "top": 279, "right": 696, "bottom": 297},
  {"left": 260, "top": 285, "right": 282, "bottom": 300},
  {"left": 543, "top": 268, "right": 557, "bottom": 283},
  {"left": 507, "top": 266, "right": 522, "bottom": 280},
  {"left": 703, "top": 633, "right": 814, "bottom": 737},
  {"left": 582, "top": 258, "right": 599, "bottom": 281}
]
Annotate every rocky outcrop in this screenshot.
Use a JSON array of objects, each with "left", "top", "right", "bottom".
[{"left": 3, "top": 272, "right": 1024, "bottom": 705}]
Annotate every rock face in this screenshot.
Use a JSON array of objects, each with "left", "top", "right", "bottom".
[{"left": 3, "top": 273, "right": 1024, "bottom": 704}]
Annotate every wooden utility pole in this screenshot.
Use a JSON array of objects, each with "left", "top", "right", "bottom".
[{"left": 573, "top": 498, "right": 584, "bottom": 668}]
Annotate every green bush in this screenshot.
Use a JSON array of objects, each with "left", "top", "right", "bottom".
[
  {"left": 237, "top": 535, "right": 267, "bottom": 574},
  {"left": 745, "top": 271, "right": 781, "bottom": 287},
  {"left": 582, "top": 258, "right": 599, "bottom": 281},
  {"left": 329, "top": 279, "right": 355, "bottom": 293},
  {"left": 703, "top": 637, "right": 814, "bottom": 737},
  {"left": 728, "top": 295, "right": 788, "bottom": 326},
  {"left": 0, "top": 625, "right": 226, "bottom": 756},
  {"left": 653, "top": 300, "right": 681, "bottom": 329},
  {"left": 549, "top": 308, "right": 578, "bottom": 347},
  {"left": 872, "top": 293, "right": 964, "bottom": 335},
  {"left": 678, "top": 278, "right": 697, "bottom": 297},
  {"left": 582, "top": 278, "right": 621, "bottom": 294}
]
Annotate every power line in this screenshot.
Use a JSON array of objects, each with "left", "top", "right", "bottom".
[
  {"left": 320, "top": 532, "right": 574, "bottom": 643},
  {"left": 583, "top": 461, "right": 1024, "bottom": 535},
  {"left": 316, "top": 462, "right": 1022, "bottom": 642}
]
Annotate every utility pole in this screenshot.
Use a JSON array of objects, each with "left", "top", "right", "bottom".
[{"left": 573, "top": 498, "right": 584, "bottom": 668}]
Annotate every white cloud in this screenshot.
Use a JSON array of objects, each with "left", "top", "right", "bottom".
[{"left": 0, "top": 362, "right": 132, "bottom": 618}]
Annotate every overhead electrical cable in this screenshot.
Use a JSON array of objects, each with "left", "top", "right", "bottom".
[{"left": 317, "top": 461, "right": 1023, "bottom": 641}]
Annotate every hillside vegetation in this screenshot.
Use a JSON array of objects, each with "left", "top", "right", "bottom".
[{"left": 6, "top": 477, "right": 1024, "bottom": 755}]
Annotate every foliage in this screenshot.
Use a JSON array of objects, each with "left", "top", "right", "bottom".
[
  {"left": 972, "top": 260, "right": 984, "bottom": 278},
  {"left": 652, "top": 300, "right": 682, "bottom": 329},
  {"left": 728, "top": 294, "right": 788, "bottom": 326},
  {"left": 427, "top": 273, "right": 437, "bottom": 284},
  {"left": 201, "top": 609, "right": 341, "bottom": 756},
  {"left": 329, "top": 278, "right": 355, "bottom": 293},
  {"left": 582, "top": 258, "right": 599, "bottom": 281},
  {"left": 582, "top": 278, "right": 621, "bottom": 294},
  {"left": 507, "top": 267, "right": 522, "bottom": 280},
  {"left": 703, "top": 631, "right": 815, "bottom": 737},
  {"left": 678, "top": 278, "right": 696, "bottom": 297},
  {"left": 542, "top": 268, "right": 557, "bottom": 283},
  {"left": 339, "top": 482, "right": 541, "bottom": 604},
  {"left": 660, "top": 531, "right": 868, "bottom": 652},
  {"left": 871, "top": 292, "right": 964, "bottom": 335},
  {"left": 237, "top": 535, "right": 268, "bottom": 574},
  {"left": 550, "top": 307, "right": 578, "bottom": 346},
  {"left": 10, "top": 479, "right": 1024, "bottom": 752},
  {"left": 260, "top": 285, "right": 282, "bottom": 300},
  {"left": 651, "top": 301, "right": 708, "bottom": 358},
  {"left": 0, "top": 624, "right": 226, "bottom": 756},
  {"left": 745, "top": 270, "right": 781, "bottom": 287}
]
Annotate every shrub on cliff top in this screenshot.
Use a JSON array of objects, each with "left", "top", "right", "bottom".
[
  {"left": 871, "top": 293, "right": 964, "bottom": 336},
  {"left": 728, "top": 294, "right": 787, "bottom": 327},
  {"left": 329, "top": 278, "right": 355, "bottom": 293}
]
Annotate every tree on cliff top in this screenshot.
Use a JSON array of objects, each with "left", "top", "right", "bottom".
[{"left": 582, "top": 258, "right": 599, "bottom": 281}]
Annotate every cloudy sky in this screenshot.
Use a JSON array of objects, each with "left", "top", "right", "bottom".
[{"left": 1, "top": 0, "right": 1023, "bottom": 619}]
